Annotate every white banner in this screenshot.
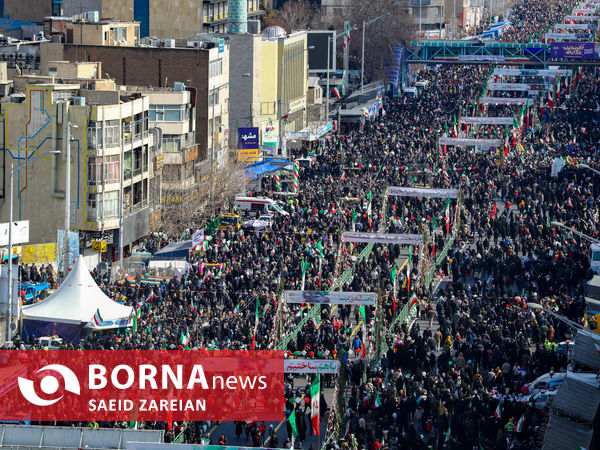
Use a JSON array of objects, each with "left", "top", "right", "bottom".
[
  {"left": 545, "top": 32, "right": 592, "bottom": 40},
  {"left": 438, "top": 137, "right": 503, "bottom": 147},
  {"left": 565, "top": 15, "right": 599, "bottom": 20},
  {"left": 460, "top": 117, "right": 514, "bottom": 125},
  {"left": 0, "top": 220, "right": 29, "bottom": 246},
  {"left": 386, "top": 187, "right": 459, "bottom": 198},
  {"left": 492, "top": 68, "right": 572, "bottom": 76},
  {"left": 284, "top": 290, "right": 377, "bottom": 305},
  {"left": 284, "top": 359, "right": 340, "bottom": 374},
  {"left": 480, "top": 97, "right": 529, "bottom": 105},
  {"left": 555, "top": 23, "right": 597, "bottom": 29},
  {"left": 192, "top": 229, "right": 205, "bottom": 248},
  {"left": 572, "top": 8, "right": 599, "bottom": 13},
  {"left": 341, "top": 232, "right": 423, "bottom": 245},
  {"left": 487, "top": 82, "right": 550, "bottom": 92}
]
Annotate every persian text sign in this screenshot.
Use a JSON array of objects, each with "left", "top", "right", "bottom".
[
  {"left": 550, "top": 42, "right": 597, "bottom": 59},
  {"left": 438, "top": 137, "right": 503, "bottom": 147},
  {"left": 284, "top": 360, "right": 340, "bottom": 374},
  {"left": 460, "top": 117, "right": 514, "bottom": 125},
  {"left": 0, "top": 351, "right": 283, "bottom": 422},
  {"left": 554, "top": 23, "right": 597, "bottom": 29},
  {"left": 492, "top": 68, "right": 572, "bottom": 76},
  {"left": 386, "top": 187, "right": 459, "bottom": 198},
  {"left": 486, "top": 82, "right": 550, "bottom": 92},
  {"left": 479, "top": 97, "right": 529, "bottom": 105},
  {"left": 341, "top": 232, "right": 423, "bottom": 245},
  {"left": 284, "top": 290, "right": 377, "bottom": 305},
  {"left": 238, "top": 127, "right": 260, "bottom": 149}
]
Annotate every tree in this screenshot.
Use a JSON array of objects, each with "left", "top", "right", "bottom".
[
  {"left": 325, "top": 0, "right": 416, "bottom": 82},
  {"left": 265, "top": 0, "right": 319, "bottom": 32}
]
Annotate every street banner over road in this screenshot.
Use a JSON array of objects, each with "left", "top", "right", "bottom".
[
  {"left": 480, "top": 97, "right": 529, "bottom": 105},
  {"left": 438, "top": 137, "right": 503, "bottom": 147},
  {"left": 284, "top": 290, "right": 377, "bottom": 305},
  {"left": 386, "top": 187, "right": 459, "bottom": 198},
  {"left": 284, "top": 359, "right": 340, "bottom": 374},
  {"left": 550, "top": 42, "right": 597, "bottom": 59},
  {"left": 487, "top": 82, "right": 550, "bottom": 92},
  {"left": 460, "top": 117, "right": 514, "bottom": 125},
  {"left": 492, "top": 68, "right": 572, "bottom": 77},
  {"left": 341, "top": 232, "right": 423, "bottom": 245}
]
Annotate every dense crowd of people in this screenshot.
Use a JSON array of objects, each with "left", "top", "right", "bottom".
[{"left": 8, "top": 0, "right": 600, "bottom": 446}]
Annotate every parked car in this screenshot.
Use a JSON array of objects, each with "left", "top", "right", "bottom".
[{"left": 37, "top": 336, "right": 63, "bottom": 350}]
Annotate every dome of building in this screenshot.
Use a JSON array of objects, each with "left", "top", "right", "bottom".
[{"left": 262, "top": 25, "right": 287, "bottom": 38}]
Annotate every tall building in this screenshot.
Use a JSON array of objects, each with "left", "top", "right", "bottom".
[
  {"left": 259, "top": 27, "right": 309, "bottom": 156},
  {"left": 44, "top": 38, "right": 230, "bottom": 169},
  {"left": 0, "top": 68, "right": 160, "bottom": 260}
]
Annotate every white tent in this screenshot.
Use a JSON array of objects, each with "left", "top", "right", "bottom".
[{"left": 22, "top": 255, "right": 132, "bottom": 330}]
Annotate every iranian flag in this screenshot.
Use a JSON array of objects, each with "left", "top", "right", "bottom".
[
  {"left": 374, "top": 392, "right": 382, "bottom": 408},
  {"left": 332, "top": 87, "right": 341, "bottom": 100},
  {"left": 180, "top": 329, "right": 190, "bottom": 346},
  {"left": 409, "top": 293, "right": 418, "bottom": 309},
  {"left": 310, "top": 375, "right": 320, "bottom": 436},
  {"left": 340, "top": 171, "right": 347, "bottom": 181},
  {"left": 343, "top": 23, "right": 351, "bottom": 48},
  {"left": 516, "top": 415, "right": 525, "bottom": 432},
  {"left": 444, "top": 197, "right": 451, "bottom": 234},
  {"left": 93, "top": 308, "right": 103, "bottom": 326},
  {"left": 311, "top": 314, "right": 320, "bottom": 328},
  {"left": 445, "top": 426, "right": 451, "bottom": 442},
  {"left": 494, "top": 403, "right": 502, "bottom": 418}
]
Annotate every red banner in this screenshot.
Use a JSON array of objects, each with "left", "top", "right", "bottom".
[{"left": 0, "top": 350, "right": 283, "bottom": 422}]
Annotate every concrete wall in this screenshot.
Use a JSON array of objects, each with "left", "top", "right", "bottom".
[
  {"left": 62, "top": 43, "right": 213, "bottom": 160},
  {"left": 226, "top": 33, "right": 261, "bottom": 147},
  {"left": 0, "top": 86, "right": 87, "bottom": 244},
  {"left": 3, "top": 0, "right": 51, "bottom": 22}
]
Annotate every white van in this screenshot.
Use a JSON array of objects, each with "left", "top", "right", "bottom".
[
  {"left": 403, "top": 87, "right": 419, "bottom": 98},
  {"left": 590, "top": 243, "right": 600, "bottom": 274},
  {"left": 235, "top": 197, "right": 289, "bottom": 217}
]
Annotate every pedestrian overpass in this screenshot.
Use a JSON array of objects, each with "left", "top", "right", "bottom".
[{"left": 392, "top": 39, "right": 600, "bottom": 87}]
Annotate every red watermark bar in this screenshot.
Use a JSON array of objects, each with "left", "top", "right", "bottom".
[{"left": 0, "top": 350, "right": 284, "bottom": 422}]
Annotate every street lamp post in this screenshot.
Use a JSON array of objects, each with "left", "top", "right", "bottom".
[
  {"left": 63, "top": 122, "right": 77, "bottom": 278},
  {"left": 326, "top": 29, "right": 356, "bottom": 123},
  {"left": 579, "top": 163, "right": 600, "bottom": 177},
  {"left": 361, "top": 13, "right": 389, "bottom": 94},
  {"left": 278, "top": 46, "right": 314, "bottom": 158},
  {"left": 5, "top": 150, "right": 60, "bottom": 346}
]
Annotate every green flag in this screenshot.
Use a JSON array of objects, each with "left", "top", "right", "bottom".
[
  {"left": 366, "top": 191, "right": 372, "bottom": 202},
  {"left": 359, "top": 305, "right": 366, "bottom": 323},
  {"left": 390, "top": 265, "right": 397, "bottom": 282},
  {"left": 301, "top": 260, "right": 310, "bottom": 277},
  {"left": 132, "top": 316, "right": 138, "bottom": 334},
  {"left": 289, "top": 407, "right": 298, "bottom": 438},
  {"left": 316, "top": 241, "right": 323, "bottom": 259},
  {"left": 352, "top": 209, "right": 357, "bottom": 223},
  {"left": 433, "top": 215, "right": 437, "bottom": 229},
  {"left": 408, "top": 246, "right": 412, "bottom": 264}
]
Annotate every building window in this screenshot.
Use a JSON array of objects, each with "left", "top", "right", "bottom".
[
  {"left": 88, "top": 155, "right": 120, "bottom": 185},
  {"left": 149, "top": 105, "right": 186, "bottom": 122},
  {"left": 87, "top": 121, "right": 101, "bottom": 149},
  {"left": 163, "top": 135, "right": 182, "bottom": 153},
  {"left": 105, "top": 120, "right": 119, "bottom": 145},
  {"left": 87, "top": 191, "right": 119, "bottom": 221},
  {"left": 208, "top": 91, "right": 220, "bottom": 106},
  {"left": 209, "top": 59, "right": 223, "bottom": 78},
  {"left": 104, "top": 191, "right": 119, "bottom": 218}
]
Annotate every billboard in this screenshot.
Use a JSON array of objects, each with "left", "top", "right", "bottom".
[
  {"left": 307, "top": 30, "right": 336, "bottom": 72},
  {"left": 238, "top": 127, "right": 259, "bottom": 149},
  {"left": 284, "top": 290, "right": 377, "bottom": 305},
  {"left": 550, "top": 42, "right": 597, "bottom": 59}
]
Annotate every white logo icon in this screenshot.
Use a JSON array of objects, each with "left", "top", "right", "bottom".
[{"left": 18, "top": 364, "right": 81, "bottom": 406}]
